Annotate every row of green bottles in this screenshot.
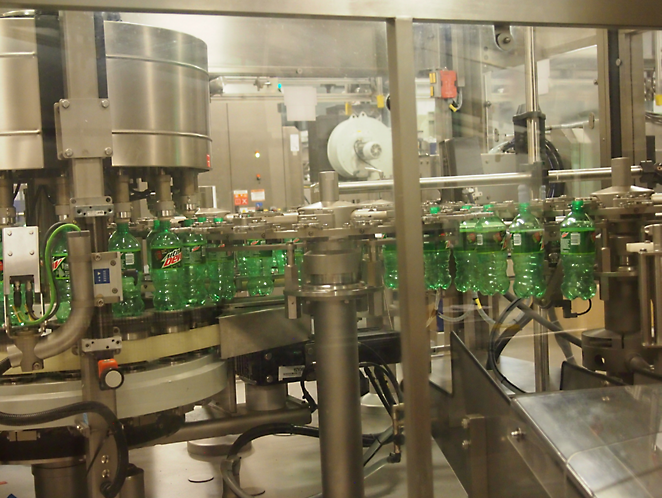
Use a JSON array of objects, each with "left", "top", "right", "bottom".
[
  {"left": 149, "top": 219, "right": 185, "bottom": 311},
  {"left": 236, "top": 240, "right": 274, "bottom": 297},
  {"left": 454, "top": 205, "right": 477, "bottom": 292},
  {"left": 382, "top": 236, "right": 451, "bottom": 291}
]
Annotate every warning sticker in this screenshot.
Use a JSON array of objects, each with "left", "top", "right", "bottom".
[
  {"left": 251, "top": 189, "right": 266, "bottom": 202},
  {"left": 233, "top": 190, "right": 249, "bottom": 206}
]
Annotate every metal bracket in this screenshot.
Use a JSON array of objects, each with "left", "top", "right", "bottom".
[
  {"left": 494, "top": 24, "right": 514, "bottom": 51},
  {"left": 91, "top": 251, "right": 123, "bottom": 304},
  {"left": 2, "top": 226, "right": 41, "bottom": 296},
  {"left": 462, "top": 414, "right": 488, "bottom": 498},
  {"left": 71, "top": 196, "right": 114, "bottom": 218},
  {"left": 55, "top": 98, "right": 113, "bottom": 160},
  {"left": 81, "top": 336, "right": 122, "bottom": 354}
]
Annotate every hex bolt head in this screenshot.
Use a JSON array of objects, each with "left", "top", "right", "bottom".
[
  {"left": 101, "top": 99, "right": 110, "bottom": 108},
  {"left": 110, "top": 260, "right": 117, "bottom": 266},
  {"left": 101, "top": 469, "right": 111, "bottom": 479},
  {"left": 461, "top": 440, "right": 471, "bottom": 450},
  {"left": 32, "top": 362, "right": 42, "bottom": 370},
  {"left": 100, "top": 455, "right": 110, "bottom": 464},
  {"left": 7, "top": 251, "right": 12, "bottom": 257},
  {"left": 96, "top": 299, "right": 105, "bottom": 307},
  {"left": 266, "top": 375, "right": 274, "bottom": 383},
  {"left": 61, "top": 99, "right": 70, "bottom": 109},
  {"left": 29, "top": 250, "right": 34, "bottom": 255},
  {"left": 64, "top": 149, "right": 74, "bottom": 158},
  {"left": 104, "top": 147, "right": 113, "bottom": 156},
  {"left": 112, "top": 288, "right": 118, "bottom": 294},
  {"left": 94, "top": 254, "right": 102, "bottom": 262}
]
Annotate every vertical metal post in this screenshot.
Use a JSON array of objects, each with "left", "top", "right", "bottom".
[
  {"left": 386, "top": 17, "right": 434, "bottom": 498},
  {"left": 524, "top": 27, "right": 541, "bottom": 166},
  {"left": 533, "top": 305, "right": 550, "bottom": 392},
  {"left": 597, "top": 30, "right": 613, "bottom": 167},
  {"left": 314, "top": 299, "right": 364, "bottom": 498},
  {"left": 60, "top": 12, "right": 119, "bottom": 498}
]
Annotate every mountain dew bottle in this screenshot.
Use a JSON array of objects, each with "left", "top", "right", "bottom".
[
  {"left": 560, "top": 200, "right": 596, "bottom": 300},
  {"left": 509, "top": 203, "right": 546, "bottom": 299},
  {"left": 109, "top": 222, "right": 145, "bottom": 317},
  {"left": 149, "top": 220, "right": 184, "bottom": 311},
  {"left": 180, "top": 219, "right": 209, "bottom": 307},
  {"left": 51, "top": 228, "right": 74, "bottom": 323},
  {"left": 454, "top": 205, "right": 476, "bottom": 292},
  {"left": 475, "top": 205, "right": 510, "bottom": 296},
  {"left": 237, "top": 240, "right": 273, "bottom": 297}
]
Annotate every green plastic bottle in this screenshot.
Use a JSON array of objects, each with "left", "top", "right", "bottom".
[
  {"left": 382, "top": 241, "right": 398, "bottom": 289},
  {"left": 509, "top": 203, "right": 546, "bottom": 299},
  {"left": 51, "top": 229, "right": 74, "bottom": 323},
  {"left": 560, "top": 200, "right": 596, "bottom": 300},
  {"left": 475, "top": 205, "right": 510, "bottom": 296},
  {"left": 454, "top": 206, "right": 476, "bottom": 292},
  {"left": 109, "top": 222, "right": 145, "bottom": 317},
  {"left": 237, "top": 241, "right": 274, "bottom": 297},
  {"left": 180, "top": 219, "right": 209, "bottom": 307},
  {"left": 145, "top": 219, "right": 162, "bottom": 271},
  {"left": 149, "top": 220, "right": 185, "bottom": 311}
]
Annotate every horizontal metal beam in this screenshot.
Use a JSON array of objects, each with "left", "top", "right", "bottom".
[
  {"left": 2, "top": 0, "right": 662, "bottom": 28},
  {"left": 337, "top": 166, "right": 643, "bottom": 194}
]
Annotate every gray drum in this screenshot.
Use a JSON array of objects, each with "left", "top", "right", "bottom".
[{"left": 104, "top": 21, "right": 211, "bottom": 170}]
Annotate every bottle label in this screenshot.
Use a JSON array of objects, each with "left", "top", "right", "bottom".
[
  {"left": 561, "top": 230, "right": 595, "bottom": 254},
  {"left": 52, "top": 255, "right": 70, "bottom": 280},
  {"left": 151, "top": 248, "right": 182, "bottom": 270},
  {"left": 121, "top": 250, "right": 141, "bottom": 272},
  {"left": 459, "top": 231, "right": 476, "bottom": 250},
  {"left": 476, "top": 231, "right": 507, "bottom": 251},
  {"left": 182, "top": 245, "right": 205, "bottom": 265},
  {"left": 510, "top": 230, "right": 544, "bottom": 253}
]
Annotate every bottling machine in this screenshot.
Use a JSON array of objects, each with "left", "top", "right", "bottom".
[{"left": 2, "top": 3, "right": 662, "bottom": 498}]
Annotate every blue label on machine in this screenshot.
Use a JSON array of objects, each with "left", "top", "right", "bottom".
[{"left": 94, "top": 268, "right": 111, "bottom": 285}]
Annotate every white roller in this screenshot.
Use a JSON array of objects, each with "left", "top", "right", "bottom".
[{"left": 327, "top": 113, "right": 393, "bottom": 180}]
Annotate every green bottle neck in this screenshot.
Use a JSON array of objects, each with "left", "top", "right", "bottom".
[
  {"left": 161, "top": 220, "right": 171, "bottom": 231},
  {"left": 116, "top": 222, "right": 130, "bottom": 234}
]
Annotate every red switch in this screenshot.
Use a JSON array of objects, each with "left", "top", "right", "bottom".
[
  {"left": 98, "top": 359, "right": 124, "bottom": 390},
  {"left": 439, "top": 70, "right": 458, "bottom": 99}
]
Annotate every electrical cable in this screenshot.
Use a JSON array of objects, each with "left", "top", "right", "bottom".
[
  {"left": 0, "top": 401, "right": 128, "bottom": 498},
  {"left": 12, "top": 223, "right": 81, "bottom": 330},
  {"left": 359, "top": 361, "right": 402, "bottom": 403},
  {"left": 374, "top": 366, "right": 396, "bottom": 408},
  {"left": 364, "top": 366, "right": 392, "bottom": 415},
  {"left": 575, "top": 299, "right": 592, "bottom": 316},
  {"left": 473, "top": 293, "right": 496, "bottom": 325}
]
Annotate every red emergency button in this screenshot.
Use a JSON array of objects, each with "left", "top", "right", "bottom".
[{"left": 98, "top": 359, "right": 124, "bottom": 390}]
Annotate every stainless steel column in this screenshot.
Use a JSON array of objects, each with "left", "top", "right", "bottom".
[
  {"left": 32, "top": 458, "right": 87, "bottom": 498},
  {"left": 314, "top": 299, "right": 364, "bottom": 498},
  {"left": 533, "top": 305, "right": 550, "bottom": 392},
  {"left": 386, "top": 17, "right": 434, "bottom": 498},
  {"left": 524, "top": 26, "right": 541, "bottom": 165}
]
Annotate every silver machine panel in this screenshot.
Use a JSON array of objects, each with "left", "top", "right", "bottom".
[
  {"left": 0, "top": 17, "right": 44, "bottom": 170},
  {"left": 104, "top": 21, "right": 211, "bottom": 169}
]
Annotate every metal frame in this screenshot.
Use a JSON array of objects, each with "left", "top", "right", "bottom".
[
  {"left": 1, "top": 2, "right": 660, "bottom": 498},
  {"left": 3, "top": 0, "right": 662, "bottom": 28}
]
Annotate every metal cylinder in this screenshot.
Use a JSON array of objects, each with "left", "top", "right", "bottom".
[
  {"left": 611, "top": 157, "right": 633, "bottom": 188},
  {"left": 121, "top": 464, "right": 146, "bottom": 498},
  {"left": 524, "top": 26, "right": 541, "bottom": 165},
  {"left": 533, "top": 306, "right": 550, "bottom": 392},
  {"left": 104, "top": 21, "right": 211, "bottom": 170},
  {"left": 319, "top": 171, "right": 340, "bottom": 205},
  {"left": 653, "top": 225, "right": 662, "bottom": 345},
  {"left": 32, "top": 458, "right": 87, "bottom": 498},
  {"left": 313, "top": 299, "right": 364, "bottom": 498},
  {"left": 114, "top": 169, "right": 131, "bottom": 220}
]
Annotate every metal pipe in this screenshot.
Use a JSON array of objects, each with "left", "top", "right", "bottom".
[
  {"left": 319, "top": 171, "right": 340, "bottom": 206},
  {"left": 313, "top": 299, "right": 364, "bottom": 498},
  {"left": 533, "top": 305, "right": 550, "bottom": 392},
  {"left": 6, "top": 231, "right": 94, "bottom": 366},
  {"left": 336, "top": 166, "right": 643, "bottom": 194},
  {"left": 148, "top": 402, "right": 312, "bottom": 447},
  {"left": 114, "top": 169, "right": 132, "bottom": 221},
  {"left": 525, "top": 26, "right": 541, "bottom": 165},
  {"left": 640, "top": 249, "right": 653, "bottom": 347}
]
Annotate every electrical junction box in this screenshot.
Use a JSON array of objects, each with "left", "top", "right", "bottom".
[
  {"left": 91, "top": 251, "right": 123, "bottom": 304},
  {"left": 2, "top": 226, "right": 40, "bottom": 296}
]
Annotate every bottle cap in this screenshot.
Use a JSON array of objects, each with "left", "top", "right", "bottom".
[
  {"left": 430, "top": 206, "right": 440, "bottom": 214},
  {"left": 183, "top": 219, "right": 194, "bottom": 227},
  {"left": 483, "top": 204, "right": 494, "bottom": 211},
  {"left": 213, "top": 217, "right": 223, "bottom": 223},
  {"left": 571, "top": 199, "right": 584, "bottom": 210},
  {"left": 460, "top": 205, "right": 471, "bottom": 210},
  {"left": 197, "top": 216, "right": 207, "bottom": 223}
]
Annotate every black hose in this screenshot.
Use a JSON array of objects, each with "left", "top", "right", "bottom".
[
  {"left": 364, "top": 367, "right": 392, "bottom": 415},
  {"left": 487, "top": 298, "right": 527, "bottom": 393},
  {"left": 0, "top": 357, "right": 11, "bottom": 375},
  {"left": 374, "top": 367, "right": 396, "bottom": 407},
  {"left": 0, "top": 401, "right": 128, "bottom": 498},
  {"left": 360, "top": 362, "right": 402, "bottom": 403}
]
